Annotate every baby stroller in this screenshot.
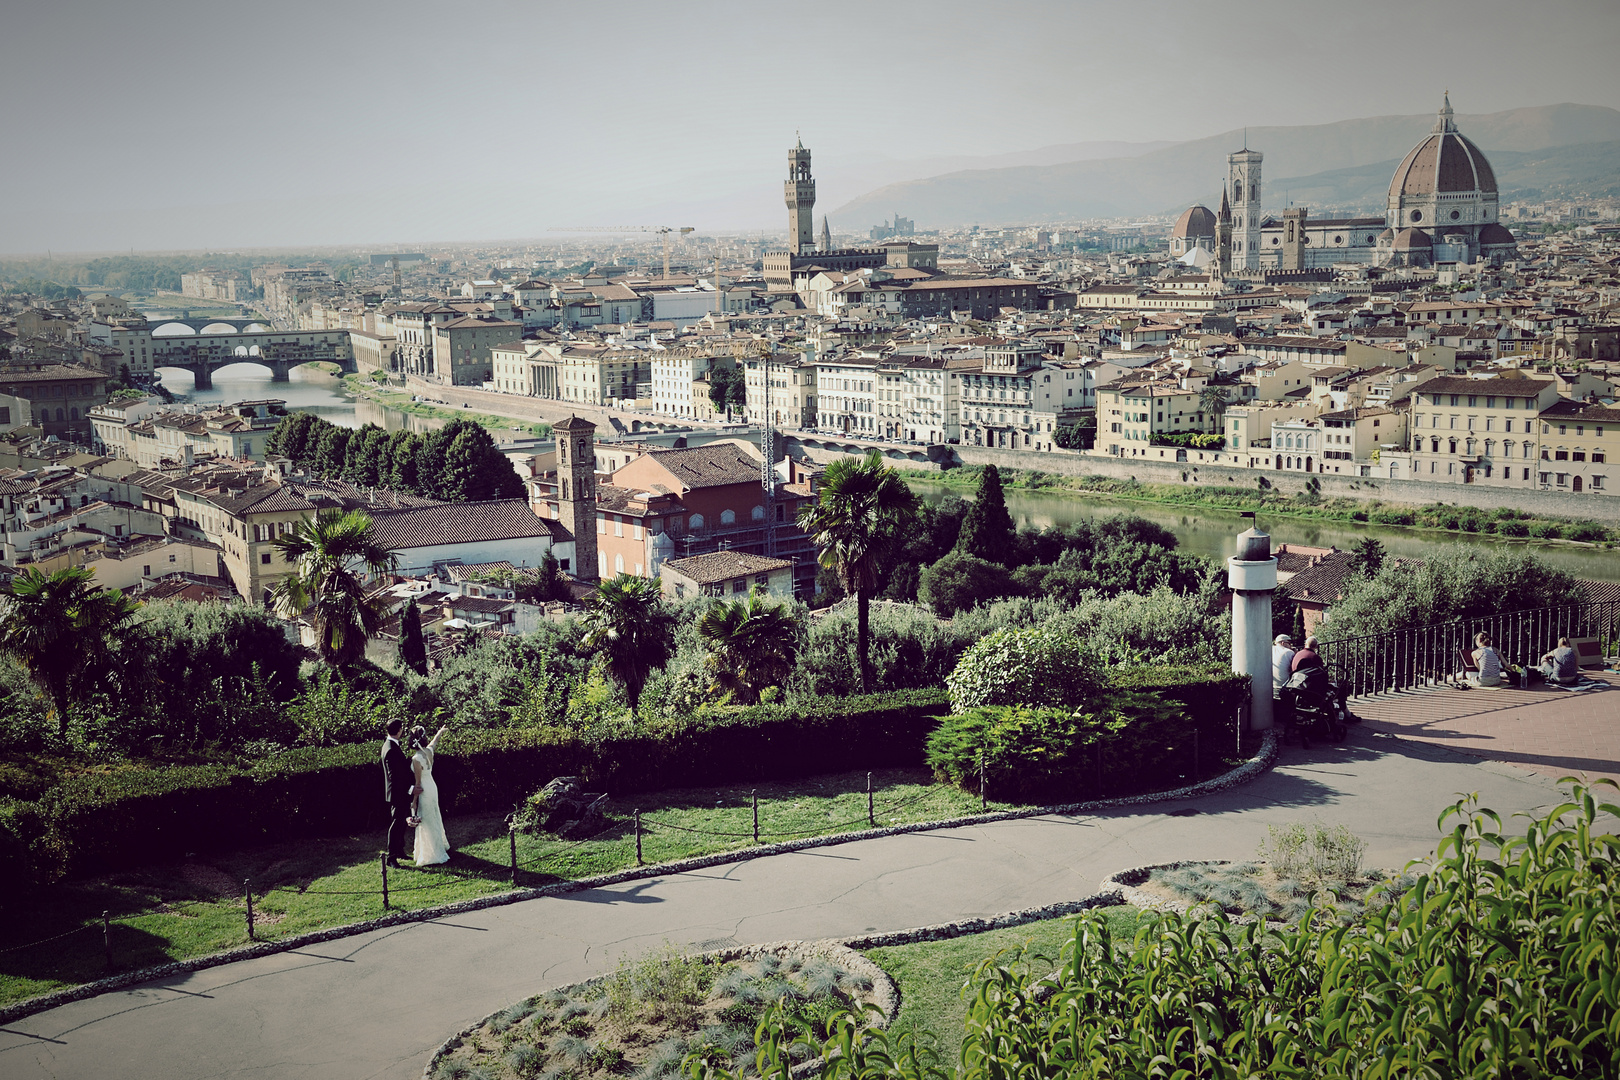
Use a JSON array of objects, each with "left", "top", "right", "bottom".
[{"left": 1281, "top": 665, "right": 1347, "bottom": 748}]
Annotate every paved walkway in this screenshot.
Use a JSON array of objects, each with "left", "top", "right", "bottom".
[
  {"left": 0, "top": 730, "right": 1576, "bottom": 1080},
  {"left": 1351, "top": 669, "right": 1620, "bottom": 783}
]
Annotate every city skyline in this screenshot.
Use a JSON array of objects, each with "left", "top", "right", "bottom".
[{"left": 3, "top": 0, "right": 1619, "bottom": 253}]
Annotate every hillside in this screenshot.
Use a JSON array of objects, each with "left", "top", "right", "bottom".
[
  {"left": 1256, "top": 139, "right": 1620, "bottom": 214},
  {"left": 829, "top": 103, "right": 1620, "bottom": 227}
]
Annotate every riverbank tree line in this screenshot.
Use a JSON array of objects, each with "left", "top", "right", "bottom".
[
  {"left": 264, "top": 413, "right": 525, "bottom": 502},
  {"left": 904, "top": 465, "right": 1618, "bottom": 544}
]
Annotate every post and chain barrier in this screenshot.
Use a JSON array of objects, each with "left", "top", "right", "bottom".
[{"left": 0, "top": 781, "right": 974, "bottom": 971}]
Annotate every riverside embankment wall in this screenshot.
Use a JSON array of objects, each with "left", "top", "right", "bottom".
[{"left": 782, "top": 435, "right": 1620, "bottom": 525}]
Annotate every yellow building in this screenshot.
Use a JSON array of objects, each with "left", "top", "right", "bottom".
[{"left": 1537, "top": 400, "right": 1618, "bottom": 495}]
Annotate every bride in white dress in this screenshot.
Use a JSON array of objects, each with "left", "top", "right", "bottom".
[{"left": 410, "top": 724, "right": 451, "bottom": 866}]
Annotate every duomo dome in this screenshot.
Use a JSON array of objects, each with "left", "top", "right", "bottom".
[{"left": 1379, "top": 94, "right": 1513, "bottom": 265}]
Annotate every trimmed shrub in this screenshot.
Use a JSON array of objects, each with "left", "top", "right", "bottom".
[
  {"left": 17, "top": 691, "right": 948, "bottom": 879},
  {"left": 946, "top": 626, "right": 1105, "bottom": 712}
]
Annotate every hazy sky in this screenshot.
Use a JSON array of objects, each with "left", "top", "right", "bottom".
[{"left": 4, "top": 0, "right": 1619, "bottom": 254}]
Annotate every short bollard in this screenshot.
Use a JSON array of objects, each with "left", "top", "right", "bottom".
[
  {"left": 751, "top": 792, "right": 759, "bottom": 844},
  {"left": 102, "top": 910, "right": 112, "bottom": 972},
  {"left": 380, "top": 854, "right": 390, "bottom": 910},
  {"left": 866, "top": 772, "right": 874, "bottom": 828},
  {"left": 508, "top": 820, "right": 518, "bottom": 885},
  {"left": 634, "top": 810, "right": 643, "bottom": 865},
  {"left": 244, "top": 880, "right": 255, "bottom": 942}
]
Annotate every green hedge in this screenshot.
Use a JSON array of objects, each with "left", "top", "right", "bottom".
[
  {"left": 925, "top": 665, "right": 1249, "bottom": 803},
  {"left": 12, "top": 690, "right": 950, "bottom": 881}
]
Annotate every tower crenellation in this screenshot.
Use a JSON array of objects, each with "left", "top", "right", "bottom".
[{"left": 785, "top": 136, "right": 816, "bottom": 255}]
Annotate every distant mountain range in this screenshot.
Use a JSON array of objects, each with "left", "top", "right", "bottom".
[
  {"left": 828, "top": 104, "right": 1620, "bottom": 227},
  {"left": 1266, "top": 140, "right": 1620, "bottom": 213}
]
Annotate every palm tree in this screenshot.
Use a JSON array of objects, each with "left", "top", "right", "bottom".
[
  {"left": 696, "top": 589, "right": 802, "bottom": 704},
  {"left": 1198, "top": 385, "right": 1232, "bottom": 424},
  {"left": 271, "top": 509, "right": 398, "bottom": 668},
  {"left": 0, "top": 566, "right": 140, "bottom": 736},
  {"left": 580, "top": 574, "right": 676, "bottom": 714},
  {"left": 797, "top": 450, "right": 919, "bottom": 693}
]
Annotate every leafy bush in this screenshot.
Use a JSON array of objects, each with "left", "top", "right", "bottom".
[
  {"left": 1368, "top": 508, "right": 1415, "bottom": 526},
  {"left": 946, "top": 626, "right": 1105, "bottom": 712},
  {"left": 917, "top": 552, "right": 1017, "bottom": 617},
  {"left": 1495, "top": 519, "right": 1530, "bottom": 537},
  {"left": 1528, "top": 521, "right": 1563, "bottom": 539},
  {"left": 708, "top": 784, "right": 1620, "bottom": 1080},
  {"left": 1567, "top": 522, "right": 1609, "bottom": 542},
  {"left": 1321, "top": 545, "right": 1587, "bottom": 641}
]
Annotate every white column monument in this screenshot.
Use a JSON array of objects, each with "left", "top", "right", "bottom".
[{"left": 1228, "top": 515, "right": 1278, "bottom": 731}]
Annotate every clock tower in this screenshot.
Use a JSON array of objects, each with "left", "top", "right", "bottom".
[{"left": 785, "top": 136, "right": 816, "bottom": 255}]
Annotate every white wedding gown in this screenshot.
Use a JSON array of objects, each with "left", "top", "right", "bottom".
[{"left": 412, "top": 747, "right": 450, "bottom": 866}]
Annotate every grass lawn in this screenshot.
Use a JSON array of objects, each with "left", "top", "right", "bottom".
[
  {"left": 862, "top": 905, "right": 1146, "bottom": 1059},
  {"left": 342, "top": 375, "right": 553, "bottom": 439},
  {"left": 0, "top": 767, "right": 1015, "bottom": 1009}
]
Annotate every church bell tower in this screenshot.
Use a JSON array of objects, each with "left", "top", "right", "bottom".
[
  {"left": 553, "top": 415, "right": 598, "bottom": 581},
  {"left": 1227, "top": 145, "right": 1263, "bottom": 271},
  {"left": 785, "top": 136, "right": 816, "bottom": 255}
]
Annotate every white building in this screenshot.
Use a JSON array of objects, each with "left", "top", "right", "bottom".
[{"left": 815, "top": 356, "right": 880, "bottom": 436}]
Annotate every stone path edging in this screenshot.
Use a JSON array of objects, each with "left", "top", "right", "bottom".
[
  {"left": 421, "top": 940, "right": 896, "bottom": 1080},
  {"left": 0, "top": 731, "right": 1276, "bottom": 1028}
]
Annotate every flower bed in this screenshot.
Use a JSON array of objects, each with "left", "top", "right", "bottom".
[{"left": 425, "top": 941, "right": 894, "bottom": 1080}]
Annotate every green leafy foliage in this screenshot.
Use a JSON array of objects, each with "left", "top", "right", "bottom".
[
  {"left": 945, "top": 626, "right": 1105, "bottom": 712},
  {"left": 696, "top": 590, "right": 802, "bottom": 704},
  {"left": 954, "top": 465, "right": 1015, "bottom": 563},
  {"left": 8, "top": 690, "right": 947, "bottom": 881},
  {"left": 265, "top": 413, "right": 524, "bottom": 501},
  {"left": 696, "top": 783, "right": 1620, "bottom": 1080},
  {"left": 798, "top": 451, "right": 920, "bottom": 692},
  {"left": 1321, "top": 544, "right": 1587, "bottom": 641},
  {"left": 582, "top": 575, "right": 677, "bottom": 713},
  {"left": 927, "top": 665, "right": 1246, "bottom": 802},
  {"left": 917, "top": 552, "right": 1015, "bottom": 618}
]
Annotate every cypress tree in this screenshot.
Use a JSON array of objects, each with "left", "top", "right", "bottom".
[
  {"left": 397, "top": 598, "right": 428, "bottom": 676},
  {"left": 955, "top": 465, "right": 1016, "bottom": 564}
]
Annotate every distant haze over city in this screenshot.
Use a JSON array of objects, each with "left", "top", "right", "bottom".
[{"left": 3, "top": 0, "right": 1618, "bottom": 253}]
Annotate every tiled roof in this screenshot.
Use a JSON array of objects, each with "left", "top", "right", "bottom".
[
  {"left": 368, "top": 499, "right": 563, "bottom": 550},
  {"left": 643, "top": 443, "right": 763, "bottom": 490},
  {"left": 662, "top": 550, "right": 793, "bottom": 585}
]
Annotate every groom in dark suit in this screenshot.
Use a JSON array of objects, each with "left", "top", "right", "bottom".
[{"left": 381, "top": 718, "right": 415, "bottom": 867}]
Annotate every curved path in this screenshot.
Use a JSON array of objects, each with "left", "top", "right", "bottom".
[{"left": 1, "top": 730, "right": 1568, "bottom": 1080}]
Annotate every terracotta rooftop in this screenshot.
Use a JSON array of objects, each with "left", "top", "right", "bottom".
[{"left": 662, "top": 550, "right": 793, "bottom": 586}]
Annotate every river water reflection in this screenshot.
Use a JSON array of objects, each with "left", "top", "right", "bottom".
[{"left": 909, "top": 480, "right": 1620, "bottom": 584}]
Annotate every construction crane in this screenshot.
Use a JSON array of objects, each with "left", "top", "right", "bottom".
[{"left": 546, "top": 226, "right": 694, "bottom": 280}]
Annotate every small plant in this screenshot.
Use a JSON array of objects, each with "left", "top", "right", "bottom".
[
  {"left": 1311, "top": 822, "right": 1366, "bottom": 879},
  {"left": 1261, "top": 822, "right": 1310, "bottom": 879}
]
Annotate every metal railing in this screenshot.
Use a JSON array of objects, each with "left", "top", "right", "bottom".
[{"left": 1320, "top": 600, "right": 1620, "bottom": 698}]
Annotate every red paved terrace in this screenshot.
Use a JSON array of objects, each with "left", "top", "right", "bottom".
[{"left": 1350, "top": 670, "right": 1620, "bottom": 784}]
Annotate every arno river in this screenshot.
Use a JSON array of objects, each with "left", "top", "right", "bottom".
[{"left": 161, "top": 363, "right": 1620, "bottom": 583}]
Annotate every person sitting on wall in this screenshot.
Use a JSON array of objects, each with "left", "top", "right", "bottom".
[
  {"left": 1290, "top": 636, "right": 1323, "bottom": 674},
  {"left": 1470, "top": 632, "right": 1504, "bottom": 688},
  {"left": 1540, "top": 637, "right": 1581, "bottom": 686},
  {"left": 1272, "top": 634, "right": 1296, "bottom": 694}
]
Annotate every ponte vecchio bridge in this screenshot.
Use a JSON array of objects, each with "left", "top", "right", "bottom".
[{"left": 147, "top": 319, "right": 354, "bottom": 388}]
